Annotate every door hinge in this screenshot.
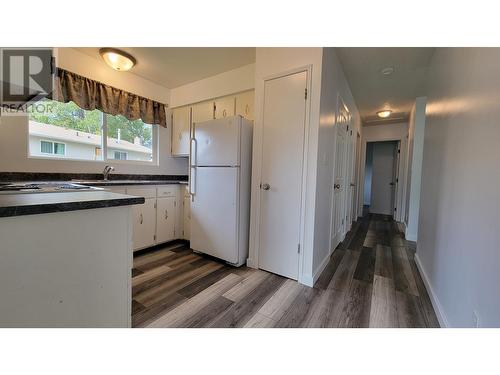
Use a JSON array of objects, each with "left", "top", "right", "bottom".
[
  {"left": 304, "top": 88, "right": 308, "bottom": 100},
  {"left": 153, "top": 234, "right": 156, "bottom": 241},
  {"left": 297, "top": 244, "right": 301, "bottom": 253}
]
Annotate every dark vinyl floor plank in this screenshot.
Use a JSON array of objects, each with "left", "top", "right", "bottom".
[
  {"left": 133, "top": 292, "right": 187, "bottom": 328},
  {"left": 374, "top": 244, "right": 394, "bottom": 279},
  {"left": 328, "top": 249, "right": 361, "bottom": 292},
  {"left": 183, "top": 296, "right": 234, "bottom": 328},
  {"left": 396, "top": 291, "right": 427, "bottom": 328},
  {"left": 133, "top": 261, "right": 195, "bottom": 297},
  {"left": 132, "top": 268, "right": 144, "bottom": 277},
  {"left": 136, "top": 248, "right": 192, "bottom": 272},
  {"left": 210, "top": 274, "right": 286, "bottom": 328},
  {"left": 404, "top": 248, "right": 440, "bottom": 328},
  {"left": 392, "top": 246, "right": 419, "bottom": 297},
  {"left": 301, "top": 288, "right": 345, "bottom": 328},
  {"left": 177, "top": 266, "right": 234, "bottom": 299},
  {"left": 275, "top": 286, "right": 320, "bottom": 328},
  {"left": 314, "top": 249, "right": 346, "bottom": 290},
  {"left": 132, "top": 299, "right": 146, "bottom": 315},
  {"left": 338, "top": 279, "right": 372, "bottom": 328},
  {"left": 353, "top": 246, "right": 376, "bottom": 284}
]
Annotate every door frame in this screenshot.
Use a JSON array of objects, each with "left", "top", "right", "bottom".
[
  {"left": 360, "top": 135, "right": 408, "bottom": 222},
  {"left": 247, "top": 65, "right": 312, "bottom": 285}
]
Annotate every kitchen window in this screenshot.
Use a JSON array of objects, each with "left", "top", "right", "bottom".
[{"left": 28, "top": 99, "right": 156, "bottom": 164}]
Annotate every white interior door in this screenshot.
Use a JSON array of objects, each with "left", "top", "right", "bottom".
[
  {"left": 190, "top": 167, "right": 239, "bottom": 264},
  {"left": 345, "top": 117, "right": 355, "bottom": 233},
  {"left": 330, "top": 98, "right": 349, "bottom": 250},
  {"left": 370, "top": 141, "right": 397, "bottom": 215},
  {"left": 258, "top": 70, "right": 308, "bottom": 280}
]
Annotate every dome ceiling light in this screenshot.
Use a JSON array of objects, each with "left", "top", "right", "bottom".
[
  {"left": 99, "top": 48, "right": 136, "bottom": 72},
  {"left": 377, "top": 110, "right": 392, "bottom": 118}
]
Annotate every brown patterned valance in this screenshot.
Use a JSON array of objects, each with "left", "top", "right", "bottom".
[{"left": 51, "top": 68, "right": 167, "bottom": 127}]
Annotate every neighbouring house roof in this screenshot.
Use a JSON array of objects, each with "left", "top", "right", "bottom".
[{"left": 29, "top": 121, "right": 152, "bottom": 154}]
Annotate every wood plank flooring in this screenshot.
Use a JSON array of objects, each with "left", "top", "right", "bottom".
[{"left": 132, "top": 213, "right": 439, "bottom": 328}]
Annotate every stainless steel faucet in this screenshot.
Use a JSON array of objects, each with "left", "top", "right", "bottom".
[{"left": 103, "top": 165, "right": 115, "bottom": 180}]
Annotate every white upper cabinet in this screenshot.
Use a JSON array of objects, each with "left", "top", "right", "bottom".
[
  {"left": 171, "top": 106, "right": 191, "bottom": 157},
  {"left": 235, "top": 90, "right": 255, "bottom": 120},
  {"left": 214, "top": 96, "right": 236, "bottom": 119},
  {"left": 192, "top": 100, "right": 215, "bottom": 125}
]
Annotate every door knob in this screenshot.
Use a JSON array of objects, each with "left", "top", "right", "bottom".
[
  {"left": 334, "top": 184, "right": 341, "bottom": 190},
  {"left": 261, "top": 183, "right": 270, "bottom": 190}
]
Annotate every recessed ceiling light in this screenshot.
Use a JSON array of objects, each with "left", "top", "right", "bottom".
[
  {"left": 381, "top": 66, "right": 394, "bottom": 76},
  {"left": 377, "top": 110, "right": 392, "bottom": 118},
  {"left": 99, "top": 48, "right": 136, "bottom": 72}
]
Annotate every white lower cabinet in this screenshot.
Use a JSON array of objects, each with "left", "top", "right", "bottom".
[
  {"left": 116, "top": 184, "right": 187, "bottom": 252},
  {"left": 131, "top": 198, "right": 157, "bottom": 251},
  {"left": 156, "top": 197, "right": 176, "bottom": 244}
]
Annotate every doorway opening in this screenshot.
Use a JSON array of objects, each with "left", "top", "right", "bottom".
[{"left": 363, "top": 140, "right": 400, "bottom": 216}]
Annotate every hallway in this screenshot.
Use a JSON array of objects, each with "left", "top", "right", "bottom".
[{"left": 133, "top": 212, "right": 438, "bottom": 328}]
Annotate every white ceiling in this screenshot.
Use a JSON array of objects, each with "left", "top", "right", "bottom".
[
  {"left": 337, "top": 48, "right": 435, "bottom": 125},
  {"left": 76, "top": 47, "right": 256, "bottom": 89}
]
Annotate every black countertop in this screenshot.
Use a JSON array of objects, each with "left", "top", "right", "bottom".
[
  {"left": 73, "top": 180, "right": 188, "bottom": 186},
  {"left": 0, "top": 191, "right": 145, "bottom": 218}
]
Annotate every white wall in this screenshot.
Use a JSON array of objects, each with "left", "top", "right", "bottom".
[
  {"left": 311, "top": 48, "right": 361, "bottom": 283},
  {"left": 360, "top": 122, "right": 408, "bottom": 222},
  {"left": 247, "top": 47, "right": 324, "bottom": 286},
  {"left": 169, "top": 63, "right": 255, "bottom": 108},
  {"left": 405, "top": 97, "right": 426, "bottom": 241},
  {"left": 0, "top": 48, "right": 188, "bottom": 176},
  {"left": 417, "top": 48, "right": 500, "bottom": 327}
]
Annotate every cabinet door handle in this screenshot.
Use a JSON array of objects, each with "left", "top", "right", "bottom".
[
  {"left": 165, "top": 209, "right": 168, "bottom": 220},
  {"left": 140, "top": 213, "right": 143, "bottom": 224},
  {"left": 245, "top": 104, "right": 249, "bottom": 115},
  {"left": 222, "top": 109, "right": 227, "bottom": 117}
]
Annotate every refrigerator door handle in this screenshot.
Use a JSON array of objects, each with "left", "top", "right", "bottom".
[
  {"left": 190, "top": 137, "right": 197, "bottom": 167},
  {"left": 189, "top": 166, "right": 196, "bottom": 200}
]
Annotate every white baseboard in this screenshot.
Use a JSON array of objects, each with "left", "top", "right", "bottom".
[
  {"left": 302, "top": 247, "right": 335, "bottom": 288},
  {"left": 414, "top": 253, "right": 450, "bottom": 328}
]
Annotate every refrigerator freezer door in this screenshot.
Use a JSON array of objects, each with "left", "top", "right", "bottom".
[
  {"left": 190, "top": 167, "right": 239, "bottom": 264},
  {"left": 194, "top": 116, "right": 240, "bottom": 167}
]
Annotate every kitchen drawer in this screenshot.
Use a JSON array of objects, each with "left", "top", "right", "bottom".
[
  {"left": 157, "top": 186, "right": 177, "bottom": 198},
  {"left": 126, "top": 187, "right": 157, "bottom": 199}
]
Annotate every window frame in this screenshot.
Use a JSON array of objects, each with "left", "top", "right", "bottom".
[
  {"left": 28, "top": 103, "right": 159, "bottom": 165},
  {"left": 39, "top": 140, "right": 67, "bottom": 157}
]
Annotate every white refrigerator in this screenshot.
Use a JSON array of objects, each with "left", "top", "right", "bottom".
[{"left": 189, "top": 115, "right": 253, "bottom": 266}]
